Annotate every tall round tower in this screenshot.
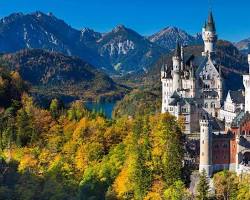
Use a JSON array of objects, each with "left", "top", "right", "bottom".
[
  {"left": 202, "top": 11, "right": 217, "bottom": 56},
  {"left": 172, "top": 42, "right": 181, "bottom": 91},
  {"left": 199, "top": 117, "right": 213, "bottom": 177}
]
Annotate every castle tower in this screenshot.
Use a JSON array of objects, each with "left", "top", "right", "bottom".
[
  {"left": 172, "top": 42, "right": 182, "bottom": 91},
  {"left": 199, "top": 117, "right": 213, "bottom": 177},
  {"left": 218, "top": 65, "right": 223, "bottom": 104},
  {"left": 202, "top": 11, "right": 217, "bottom": 56},
  {"left": 243, "top": 54, "right": 250, "bottom": 113}
]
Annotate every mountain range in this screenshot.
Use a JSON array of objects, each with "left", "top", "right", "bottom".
[{"left": 0, "top": 11, "right": 205, "bottom": 75}]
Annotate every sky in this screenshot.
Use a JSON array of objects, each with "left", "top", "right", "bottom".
[{"left": 0, "top": 0, "right": 249, "bottom": 42}]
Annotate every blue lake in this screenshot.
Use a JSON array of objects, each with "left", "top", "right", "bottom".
[{"left": 85, "top": 102, "right": 117, "bottom": 118}]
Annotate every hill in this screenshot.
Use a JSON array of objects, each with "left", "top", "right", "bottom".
[{"left": 0, "top": 49, "right": 128, "bottom": 103}]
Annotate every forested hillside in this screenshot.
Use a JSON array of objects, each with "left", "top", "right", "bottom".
[
  {"left": 0, "top": 58, "right": 249, "bottom": 200},
  {"left": 0, "top": 49, "right": 128, "bottom": 103}
]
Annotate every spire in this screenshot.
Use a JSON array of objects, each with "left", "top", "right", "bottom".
[
  {"left": 206, "top": 11, "right": 216, "bottom": 32},
  {"left": 203, "top": 20, "right": 207, "bottom": 29},
  {"left": 174, "top": 42, "right": 181, "bottom": 57}
]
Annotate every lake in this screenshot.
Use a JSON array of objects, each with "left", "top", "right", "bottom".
[{"left": 85, "top": 101, "right": 117, "bottom": 119}]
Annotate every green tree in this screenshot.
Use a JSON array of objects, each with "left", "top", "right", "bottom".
[
  {"left": 196, "top": 170, "right": 209, "bottom": 200},
  {"left": 49, "top": 99, "right": 59, "bottom": 119},
  {"left": 16, "top": 108, "right": 34, "bottom": 146},
  {"left": 164, "top": 180, "right": 191, "bottom": 200},
  {"left": 68, "top": 101, "right": 87, "bottom": 121}
]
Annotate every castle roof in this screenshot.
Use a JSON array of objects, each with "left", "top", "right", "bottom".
[
  {"left": 228, "top": 90, "right": 245, "bottom": 105},
  {"left": 174, "top": 42, "right": 181, "bottom": 57},
  {"left": 231, "top": 111, "right": 250, "bottom": 128},
  {"left": 205, "top": 11, "right": 216, "bottom": 32}
]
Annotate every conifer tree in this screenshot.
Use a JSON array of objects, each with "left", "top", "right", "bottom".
[{"left": 196, "top": 170, "right": 209, "bottom": 200}]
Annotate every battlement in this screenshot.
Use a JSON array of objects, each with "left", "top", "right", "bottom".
[{"left": 200, "top": 120, "right": 210, "bottom": 126}]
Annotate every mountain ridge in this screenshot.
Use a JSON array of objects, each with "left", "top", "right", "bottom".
[{"left": 0, "top": 11, "right": 212, "bottom": 75}]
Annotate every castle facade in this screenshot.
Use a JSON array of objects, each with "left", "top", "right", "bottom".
[{"left": 161, "top": 12, "right": 250, "bottom": 176}]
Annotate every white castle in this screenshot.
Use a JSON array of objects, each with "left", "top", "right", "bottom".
[
  {"left": 161, "top": 12, "right": 223, "bottom": 135},
  {"left": 161, "top": 11, "right": 250, "bottom": 176}
]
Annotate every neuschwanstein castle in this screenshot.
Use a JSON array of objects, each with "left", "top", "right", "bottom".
[{"left": 161, "top": 12, "right": 250, "bottom": 176}]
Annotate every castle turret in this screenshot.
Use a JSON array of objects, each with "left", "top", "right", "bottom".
[
  {"left": 172, "top": 42, "right": 182, "bottom": 91},
  {"left": 202, "top": 11, "right": 217, "bottom": 56},
  {"left": 199, "top": 117, "right": 213, "bottom": 177},
  {"left": 161, "top": 64, "right": 167, "bottom": 79},
  {"left": 243, "top": 54, "right": 250, "bottom": 113},
  {"left": 218, "top": 65, "right": 223, "bottom": 104}
]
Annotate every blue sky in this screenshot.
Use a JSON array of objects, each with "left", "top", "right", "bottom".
[{"left": 0, "top": 0, "right": 249, "bottom": 42}]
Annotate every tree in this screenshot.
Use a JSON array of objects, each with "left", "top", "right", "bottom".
[
  {"left": 49, "top": 99, "right": 59, "bottom": 119},
  {"left": 164, "top": 180, "right": 191, "bottom": 200},
  {"left": 196, "top": 170, "right": 209, "bottom": 200},
  {"left": 16, "top": 108, "right": 34, "bottom": 146},
  {"left": 67, "top": 101, "right": 87, "bottom": 121},
  {"left": 213, "top": 170, "right": 238, "bottom": 200},
  {"left": 150, "top": 113, "right": 184, "bottom": 187},
  {"left": 237, "top": 174, "right": 250, "bottom": 200}
]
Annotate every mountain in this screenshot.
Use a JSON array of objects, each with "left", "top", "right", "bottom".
[
  {"left": 0, "top": 49, "right": 127, "bottom": 103},
  {"left": 0, "top": 12, "right": 207, "bottom": 75},
  {"left": 0, "top": 12, "right": 167, "bottom": 74},
  {"left": 148, "top": 26, "right": 203, "bottom": 50},
  {"left": 96, "top": 25, "right": 167, "bottom": 73},
  {"left": 235, "top": 38, "right": 250, "bottom": 54},
  {"left": 0, "top": 11, "right": 111, "bottom": 71}
]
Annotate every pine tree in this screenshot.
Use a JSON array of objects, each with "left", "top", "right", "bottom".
[
  {"left": 49, "top": 99, "right": 59, "bottom": 119},
  {"left": 196, "top": 170, "right": 209, "bottom": 200}
]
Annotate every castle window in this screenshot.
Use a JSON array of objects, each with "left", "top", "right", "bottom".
[
  {"left": 205, "top": 103, "right": 208, "bottom": 108},
  {"left": 223, "top": 144, "right": 228, "bottom": 148},
  {"left": 202, "top": 152, "right": 204, "bottom": 156},
  {"left": 215, "top": 144, "right": 219, "bottom": 148},
  {"left": 202, "top": 140, "right": 204, "bottom": 144}
]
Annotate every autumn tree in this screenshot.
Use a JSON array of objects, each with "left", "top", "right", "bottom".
[
  {"left": 237, "top": 174, "right": 250, "bottom": 200},
  {"left": 213, "top": 170, "right": 238, "bottom": 200}
]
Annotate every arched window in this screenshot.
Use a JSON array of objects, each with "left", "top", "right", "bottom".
[{"left": 205, "top": 103, "right": 208, "bottom": 108}]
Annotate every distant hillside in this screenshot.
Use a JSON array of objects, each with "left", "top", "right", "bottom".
[
  {"left": 0, "top": 49, "right": 128, "bottom": 103},
  {"left": 235, "top": 38, "right": 250, "bottom": 54}
]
